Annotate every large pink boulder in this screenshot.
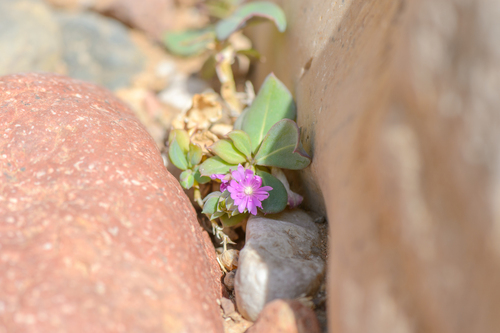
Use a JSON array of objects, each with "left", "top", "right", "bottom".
[{"left": 0, "top": 73, "right": 223, "bottom": 332}]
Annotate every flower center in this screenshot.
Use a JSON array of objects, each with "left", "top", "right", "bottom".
[{"left": 244, "top": 186, "right": 254, "bottom": 195}]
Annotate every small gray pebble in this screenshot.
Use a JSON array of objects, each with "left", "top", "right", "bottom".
[{"left": 224, "top": 270, "right": 236, "bottom": 291}]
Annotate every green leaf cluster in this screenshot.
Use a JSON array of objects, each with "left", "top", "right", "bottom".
[
  {"left": 199, "top": 74, "right": 311, "bottom": 214},
  {"left": 215, "top": 1, "right": 286, "bottom": 41},
  {"left": 168, "top": 129, "right": 210, "bottom": 189},
  {"left": 202, "top": 191, "right": 249, "bottom": 227},
  {"left": 163, "top": 1, "right": 287, "bottom": 57}
]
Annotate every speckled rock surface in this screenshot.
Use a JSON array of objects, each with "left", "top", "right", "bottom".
[
  {"left": 0, "top": 73, "right": 223, "bottom": 332},
  {"left": 235, "top": 209, "right": 325, "bottom": 321},
  {"left": 246, "top": 299, "right": 321, "bottom": 333}
]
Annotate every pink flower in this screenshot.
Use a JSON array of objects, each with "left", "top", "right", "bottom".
[
  {"left": 210, "top": 173, "right": 230, "bottom": 192},
  {"left": 227, "top": 165, "right": 273, "bottom": 215}
]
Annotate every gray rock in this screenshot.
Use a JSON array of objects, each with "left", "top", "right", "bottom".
[
  {"left": 0, "top": 0, "right": 63, "bottom": 75},
  {"left": 235, "top": 209, "right": 325, "bottom": 321},
  {"left": 224, "top": 270, "right": 236, "bottom": 291},
  {"left": 55, "top": 11, "right": 145, "bottom": 90}
]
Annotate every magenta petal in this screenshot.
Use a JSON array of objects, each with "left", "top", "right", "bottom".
[
  {"left": 288, "top": 193, "right": 303, "bottom": 208},
  {"left": 253, "top": 198, "right": 263, "bottom": 209},
  {"left": 235, "top": 165, "right": 246, "bottom": 181},
  {"left": 231, "top": 191, "right": 243, "bottom": 201},
  {"left": 249, "top": 197, "right": 262, "bottom": 215},
  {"left": 227, "top": 180, "right": 239, "bottom": 193},
  {"left": 210, "top": 173, "right": 225, "bottom": 180},
  {"left": 244, "top": 168, "right": 254, "bottom": 180},
  {"left": 238, "top": 198, "right": 247, "bottom": 213},
  {"left": 252, "top": 175, "right": 263, "bottom": 187},
  {"left": 253, "top": 193, "right": 269, "bottom": 201},
  {"left": 247, "top": 199, "right": 256, "bottom": 215},
  {"left": 254, "top": 188, "right": 271, "bottom": 195},
  {"left": 259, "top": 186, "right": 273, "bottom": 192}
]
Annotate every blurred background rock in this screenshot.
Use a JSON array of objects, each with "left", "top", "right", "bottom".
[
  {"left": 248, "top": 0, "right": 500, "bottom": 332},
  {"left": 0, "top": 0, "right": 209, "bottom": 149}
]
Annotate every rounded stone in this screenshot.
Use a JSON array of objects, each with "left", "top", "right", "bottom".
[
  {"left": 246, "top": 299, "right": 321, "bottom": 333},
  {"left": 0, "top": 0, "right": 63, "bottom": 76},
  {"left": 0, "top": 73, "right": 223, "bottom": 332},
  {"left": 235, "top": 209, "right": 325, "bottom": 321}
]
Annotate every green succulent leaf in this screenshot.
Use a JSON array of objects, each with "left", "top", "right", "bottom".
[
  {"left": 226, "top": 197, "right": 235, "bottom": 210},
  {"left": 203, "top": 191, "right": 222, "bottom": 202},
  {"left": 194, "top": 167, "right": 211, "bottom": 184},
  {"left": 240, "top": 73, "right": 296, "bottom": 152},
  {"left": 211, "top": 211, "right": 226, "bottom": 220},
  {"left": 199, "top": 156, "right": 236, "bottom": 176},
  {"left": 233, "top": 107, "right": 248, "bottom": 131},
  {"left": 215, "top": 1, "right": 287, "bottom": 41},
  {"left": 202, "top": 194, "right": 220, "bottom": 215},
  {"left": 163, "top": 27, "right": 215, "bottom": 57},
  {"left": 187, "top": 143, "right": 203, "bottom": 167},
  {"left": 169, "top": 139, "right": 189, "bottom": 170},
  {"left": 221, "top": 189, "right": 231, "bottom": 199},
  {"left": 218, "top": 196, "right": 227, "bottom": 211},
  {"left": 168, "top": 129, "right": 190, "bottom": 153},
  {"left": 254, "top": 119, "right": 311, "bottom": 170},
  {"left": 209, "top": 139, "right": 247, "bottom": 164},
  {"left": 220, "top": 212, "right": 249, "bottom": 227},
  {"left": 180, "top": 170, "right": 195, "bottom": 189},
  {"left": 256, "top": 169, "right": 287, "bottom": 214},
  {"left": 227, "top": 130, "right": 252, "bottom": 159}
]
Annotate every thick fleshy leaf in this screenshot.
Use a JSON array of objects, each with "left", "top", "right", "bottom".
[
  {"left": 225, "top": 197, "right": 235, "bottom": 210},
  {"left": 180, "top": 170, "right": 195, "bottom": 189},
  {"left": 233, "top": 107, "right": 248, "bottom": 130},
  {"left": 211, "top": 211, "right": 225, "bottom": 220},
  {"left": 199, "top": 156, "right": 236, "bottom": 176},
  {"left": 241, "top": 73, "right": 296, "bottom": 152},
  {"left": 194, "top": 168, "right": 211, "bottom": 184},
  {"left": 203, "top": 191, "right": 222, "bottom": 203},
  {"left": 220, "top": 212, "right": 249, "bottom": 227},
  {"left": 218, "top": 196, "right": 227, "bottom": 211},
  {"left": 169, "top": 140, "right": 188, "bottom": 170},
  {"left": 168, "top": 129, "right": 190, "bottom": 153},
  {"left": 163, "top": 27, "right": 215, "bottom": 57},
  {"left": 215, "top": 1, "right": 286, "bottom": 41},
  {"left": 221, "top": 190, "right": 231, "bottom": 199},
  {"left": 256, "top": 170, "right": 287, "bottom": 214},
  {"left": 254, "top": 119, "right": 311, "bottom": 170},
  {"left": 209, "top": 139, "right": 247, "bottom": 164},
  {"left": 202, "top": 194, "right": 220, "bottom": 215},
  {"left": 271, "top": 167, "right": 303, "bottom": 208},
  {"left": 227, "top": 130, "right": 252, "bottom": 159},
  {"left": 187, "top": 143, "right": 203, "bottom": 166}
]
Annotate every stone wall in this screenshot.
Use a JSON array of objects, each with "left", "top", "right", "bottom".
[{"left": 249, "top": 0, "right": 500, "bottom": 332}]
